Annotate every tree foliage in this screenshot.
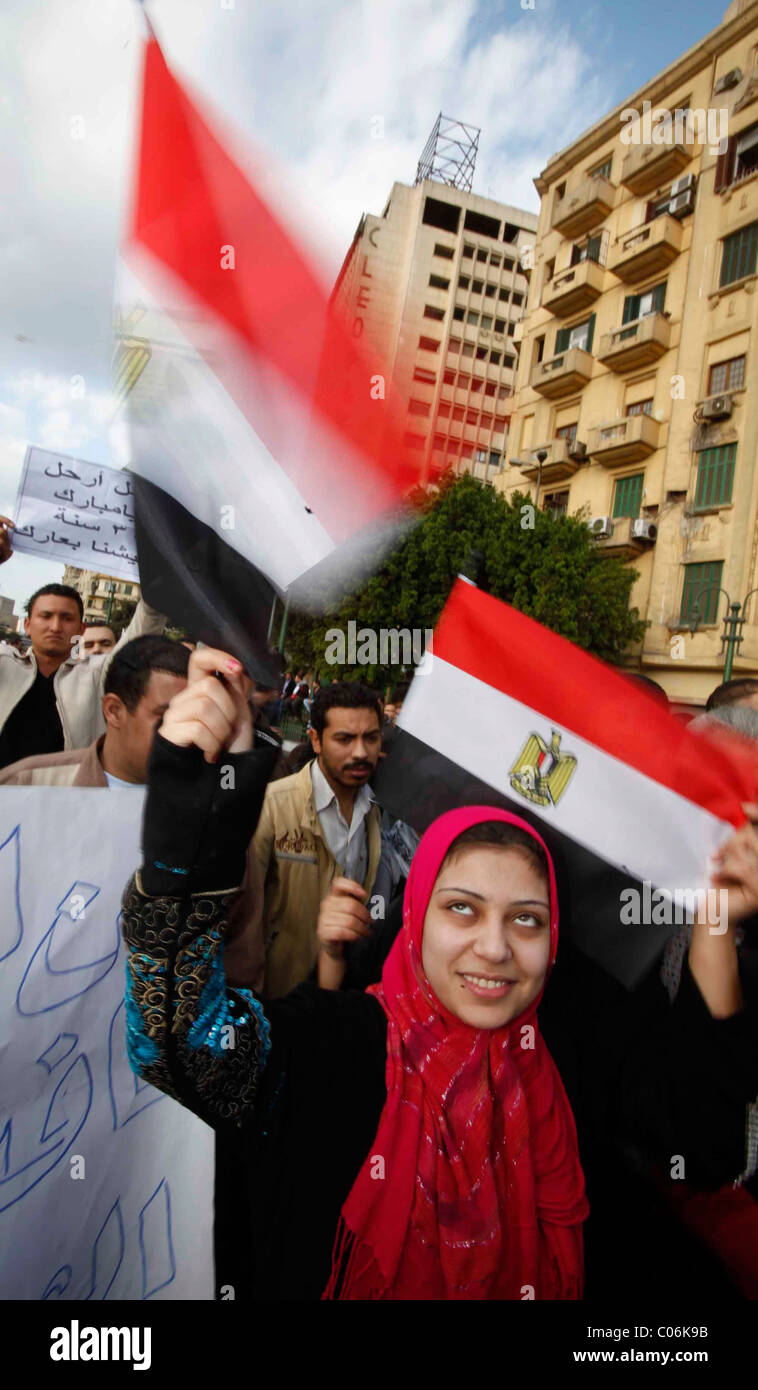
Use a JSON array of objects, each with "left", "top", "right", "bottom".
[{"left": 286, "top": 472, "right": 647, "bottom": 685}]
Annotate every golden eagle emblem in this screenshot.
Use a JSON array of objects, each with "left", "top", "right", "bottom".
[{"left": 509, "top": 729, "right": 576, "bottom": 808}]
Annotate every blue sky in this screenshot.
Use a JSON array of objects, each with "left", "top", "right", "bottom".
[{"left": 0, "top": 0, "right": 736, "bottom": 611}]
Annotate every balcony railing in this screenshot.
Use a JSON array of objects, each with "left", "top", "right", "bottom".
[
  {"left": 598, "top": 312, "right": 671, "bottom": 372},
  {"left": 530, "top": 345, "right": 594, "bottom": 399},
  {"left": 620, "top": 141, "right": 691, "bottom": 195},
  {"left": 542, "top": 258, "right": 605, "bottom": 317},
  {"left": 608, "top": 214, "right": 683, "bottom": 283},
  {"left": 593, "top": 516, "right": 658, "bottom": 561},
  {"left": 512, "top": 437, "right": 587, "bottom": 484},
  {"left": 551, "top": 175, "right": 616, "bottom": 239},
  {"left": 588, "top": 412, "right": 662, "bottom": 466}
]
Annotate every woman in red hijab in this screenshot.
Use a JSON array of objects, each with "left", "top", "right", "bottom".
[{"left": 322, "top": 806, "right": 588, "bottom": 1301}]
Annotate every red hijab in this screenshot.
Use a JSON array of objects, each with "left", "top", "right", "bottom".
[{"left": 323, "top": 806, "right": 589, "bottom": 1300}]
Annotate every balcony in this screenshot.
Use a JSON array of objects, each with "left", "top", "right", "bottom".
[
  {"left": 598, "top": 312, "right": 671, "bottom": 372},
  {"left": 542, "top": 259, "right": 605, "bottom": 317},
  {"left": 620, "top": 142, "right": 691, "bottom": 195},
  {"left": 608, "top": 215, "right": 683, "bottom": 283},
  {"left": 551, "top": 175, "right": 616, "bottom": 239},
  {"left": 593, "top": 516, "right": 658, "bottom": 562},
  {"left": 530, "top": 345, "right": 594, "bottom": 399},
  {"left": 512, "top": 438, "right": 587, "bottom": 485},
  {"left": 588, "top": 412, "right": 662, "bottom": 466}
]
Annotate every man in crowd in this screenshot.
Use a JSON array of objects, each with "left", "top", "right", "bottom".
[
  {"left": 80, "top": 622, "right": 116, "bottom": 657},
  {"left": 0, "top": 572, "right": 164, "bottom": 769},
  {"left": 0, "top": 635, "right": 189, "bottom": 788},
  {"left": 252, "top": 680, "right": 384, "bottom": 997},
  {"left": 706, "top": 677, "right": 758, "bottom": 713}
]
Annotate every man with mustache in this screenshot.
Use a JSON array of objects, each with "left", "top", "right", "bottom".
[{"left": 251, "top": 681, "right": 384, "bottom": 997}]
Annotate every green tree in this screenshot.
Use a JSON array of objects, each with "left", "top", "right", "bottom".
[{"left": 286, "top": 473, "right": 647, "bottom": 684}]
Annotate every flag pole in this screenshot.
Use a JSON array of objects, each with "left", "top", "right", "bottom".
[{"left": 133, "top": 0, "right": 159, "bottom": 42}]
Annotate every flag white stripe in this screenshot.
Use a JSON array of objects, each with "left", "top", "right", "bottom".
[{"left": 399, "top": 655, "right": 734, "bottom": 897}]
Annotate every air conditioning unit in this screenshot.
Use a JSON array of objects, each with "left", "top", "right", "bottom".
[
  {"left": 589, "top": 515, "right": 614, "bottom": 539},
  {"left": 670, "top": 173, "right": 696, "bottom": 196},
  {"left": 701, "top": 394, "right": 733, "bottom": 421},
  {"left": 669, "top": 189, "right": 694, "bottom": 219},
  {"left": 713, "top": 68, "right": 742, "bottom": 95},
  {"left": 568, "top": 439, "right": 588, "bottom": 461},
  {"left": 631, "top": 518, "right": 658, "bottom": 542}
]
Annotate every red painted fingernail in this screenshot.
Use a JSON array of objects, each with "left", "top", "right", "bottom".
[{"left": 227, "top": 659, "right": 241, "bottom": 671}]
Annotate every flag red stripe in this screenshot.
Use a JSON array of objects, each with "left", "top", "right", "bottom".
[
  {"left": 433, "top": 580, "right": 756, "bottom": 827},
  {"left": 129, "top": 39, "right": 416, "bottom": 535}
]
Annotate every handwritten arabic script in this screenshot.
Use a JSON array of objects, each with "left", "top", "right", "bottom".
[{"left": 13, "top": 448, "right": 139, "bottom": 582}]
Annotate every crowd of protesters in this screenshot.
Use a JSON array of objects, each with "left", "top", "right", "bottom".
[{"left": 1, "top": 514, "right": 758, "bottom": 1302}]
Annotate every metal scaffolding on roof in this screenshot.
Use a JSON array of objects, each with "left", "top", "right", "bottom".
[{"left": 414, "top": 113, "right": 480, "bottom": 193}]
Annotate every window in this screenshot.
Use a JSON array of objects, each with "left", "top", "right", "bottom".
[
  {"left": 623, "top": 282, "right": 666, "bottom": 323},
  {"left": 503, "top": 357, "right": 515, "bottom": 370},
  {"left": 627, "top": 399, "right": 654, "bottom": 416},
  {"left": 494, "top": 318, "right": 505, "bottom": 334},
  {"left": 457, "top": 372, "right": 471, "bottom": 388},
  {"left": 448, "top": 337, "right": 461, "bottom": 354},
  {"left": 716, "top": 121, "right": 758, "bottom": 190},
  {"left": 437, "top": 402, "right": 450, "bottom": 418},
  {"left": 694, "top": 443, "right": 736, "bottom": 510},
  {"left": 498, "top": 385, "right": 511, "bottom": 399},
  {"left": 433, "top": 434, "right": 447, "bottom": 450},
  {"left": 556, "top": 183, "right": 566, "bottom": 199},
  {"left": 720, "top": 222, "right": 758, "bottom": 287},
  {"left": 471, "top": 377, "right": 484, "bottom": 393},
  {"left": 413, "top": 366, "right": 436, "bottom": 383},
  {"left": 466, "top": 408, "right": 479, "bottom": 424},
  {"left": 571, "top": 234, "right": 603, "bottom": 266},
  {"left": 481, "top": 314, "right": 493, "bottom": 330},
  {"left": 467, "top": 310, "right": 479, "bottom": 326},
  {"left": 403, "top": 431, "right": 426, "bottom": 450},
  {"left": 485, "top": 382, "right": 497, "bottom": 396},
  {"left": 453, "top": 306, "right": 464, "bottom": 321},
  {"left": 708, "top": 355, "right": 746, "bottom": 393},
  {"left": 490, "top": 254, "right": 501, "bottom": 268},
  {"left": 462, "top": 343, "right": 475, "bottom": 357},
  {"left": 424, "top": 304, "right": 445, "bottom": 321},
  {"left": 458, "top": 275, "right": 470, "bottom": 290},
  {"left": 472, "top": 279, "right": 484, "bottom": 294},
  {"left": 462, "top": 245, "right": 474, "bottom": 259},
  {"left": 434, "top": 242, "right": 455, "bottom": 260},
  {"left": 443, "top": 368, "right": 456, "bottom": 384},
  {"left": 452, "top": 407, "right": 464, "bottom": 422},
  {"left": 498, "top": 287, "right": 510, "bottom": 301},
  {"left": 477, "top": 249, "right": 488, "bottom": 263},
  {"left": 494, "top": 415, "right": 507, "bottom": 431},
  {"left": 480, "top": 413, "right": 493, "bottom": 430},
  {"left": 464, "top": 209, "right": 501, "bottom": 239},
  {"left": 475, "top": 346, "right": 487, "bottom": 360},
  {"left": 408, "top": 398, "right": 430, "bottom": 417},
  {"left": 646, "top": 191, "right": 673, "bottom": 222},
  {"left": 503, "top": 258, "right": 514, "bottom": 272},
  {"left": 556, "top": 423, "right": 578, "bottom": 446},
  {"left": 544, "top": 490, "right": 569, "bottom": 517},
  {"left": 490, "top": 351, "right": 501, "bottom": 366},
  {"left": 680, "top": 560, "right": 723, "bottom": 625},
  {"left": 429, "top": 273, "right": 450, "bottom": 290},
  {"left": 422, "top": 196, "right": 461, "bottom": 234},
  {"left": 503, "top": 222, "right": 520, "bottom": 243},
  {"left": 511, "top": 292, "right": 523, "bottom": 307},
  {"left": 589, "top": 156, "right": 613, "bottom": 180},
  {"left": 613, "top": 473, "right": 644, "bottom": 519},
  {"left": 555, "top": 314, "right": 595, "bottom": 354},
  {"left": 419, "top": 335, "right": 441, "bottom": 352},
  {"left": 485, "top": 283, "right": 496, "bottom": 298}
]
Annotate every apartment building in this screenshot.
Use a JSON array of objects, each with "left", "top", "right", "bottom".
[
  {"left": 62, "top": 566, "right": 141, "bottom": 625},
  {"left": 496, "top": 0, "right": 758, "bottom": 705},
  {"left": 333, "top": 165, "right": 537, "bottom": 486}
]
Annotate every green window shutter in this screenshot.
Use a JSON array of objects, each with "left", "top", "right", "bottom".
[
  {"left": 622, "top": 294, "right": 639, "bottom": 324},
  {"left": 651, "top": 281, "right": 666, "bottom": 313},
  {"left": 585, "top": 313, "right": 596, "bottom": 353},
  {"left": 680, "top": 561, "right": 723, "bottom": 626},
  {"left": 555, "top": 326, "right": 570, "bottom": 353},
  {"left": 613, "top": 473, "right": 644, "bottom": 519},
  {"left": 587, "top": 235, "right": 602, "bottom": 263},
  {"left": 720, "top": 221, "right": 758, "bottom": 288},
  {"left": 694, "top": 444, "right": 736, "bottom": 510}
]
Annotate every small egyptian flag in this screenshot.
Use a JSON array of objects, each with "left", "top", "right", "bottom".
[
  {"left": 115, "top": 32, "right": 417, "bottom": 683},
  {"left": 374, "top": 580, "right": 757, "bottom": 986}
]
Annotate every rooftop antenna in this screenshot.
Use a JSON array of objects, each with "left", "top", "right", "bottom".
[{"left": 414, "top": 113, "right": 480, "bottom": 193}]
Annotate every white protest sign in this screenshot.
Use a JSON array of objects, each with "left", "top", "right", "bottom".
[
  {"left": 12, "top": 446, "right": 139, "bottom": 582},
  {"left": 0, "top": 788, "right": 214, "bottom": 1301}
]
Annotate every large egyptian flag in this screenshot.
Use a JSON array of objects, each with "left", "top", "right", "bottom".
[
  {"left": 374, "top": 580, "right": 758, "bottom": 986},
  {"left": 115, "top": 31, "right": 417, "bottom": 682}
]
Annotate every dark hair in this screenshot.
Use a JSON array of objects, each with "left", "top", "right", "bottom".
[
  {"left": 26, "top": 583, "right": 83, "bottom": 621},
  {"left": 104, "top": 635, "right": 190, "bottom": 712},
  {"left": 83, "top": 621, "right": 115, "bottom": 634},
  {"left": 441, "top": 820, "right": 549, "bottom": 883},
  {"left": 619, "top": 671, "right": 668, "bottom": 707},
  {"left": 389, "top": 681, "right": 410, "bottom": 705},
  {"left": 310, "top": 680, "right": 382, "bottom": 738},
  {"left": 706, "top": 678, "right": 758, "bottom": 712}
]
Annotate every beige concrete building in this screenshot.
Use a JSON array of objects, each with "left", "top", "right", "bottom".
[
  {"left": 333, "top": 176, "right": 537, "bottom": 486},
  {"left": 62, "top": 565, "right": 141, "bottom": 625},
  {"left": 497, "top": 0, "right": 758, "bottom": 706}
]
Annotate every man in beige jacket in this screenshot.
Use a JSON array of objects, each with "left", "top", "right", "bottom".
[{"left": 253, "top": 681, "right": 384, "bottom": 998}]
